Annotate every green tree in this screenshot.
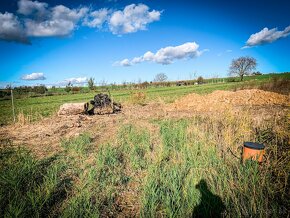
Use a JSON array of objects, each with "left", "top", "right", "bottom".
[
  {"left": 65, "top": 82, "right": 72, "bottom": 93},
  {"left": 197, "top": 76, "right": 204, "bottom": 84},
  {"left": 88, "top": 77, "right": 95, "bottom": 90}
]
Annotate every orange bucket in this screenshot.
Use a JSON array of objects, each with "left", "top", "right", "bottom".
[{"left": 242, "top": 142, "right": 265, "bottom": 163}]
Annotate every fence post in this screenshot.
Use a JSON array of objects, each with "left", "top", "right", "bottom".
[{"left": 11, "top": 87, "right": 16, "bottom": 123}]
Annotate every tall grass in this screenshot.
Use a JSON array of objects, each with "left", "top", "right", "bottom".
[{"left": 0, "top": 111, "right": 289, "bottom": 217}]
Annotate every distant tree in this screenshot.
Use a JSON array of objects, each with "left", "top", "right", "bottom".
[
  {"left": 88, "top": 77, "right": 95, "bottom": 90},
  {"left": 252, "top": 71, "right": 262, "bottom": 76},
  {"left": 197, "top": 76, "right": 204, "bottom": 84},
  {"left": 154, "top": 73, "right": 168, "bottom": 82},
  {"left": 100, "top": 79, "right": 107, "bottom": 87},
  {"left": 33, "top": 85, "right": 47, "bottom": 94},
  {"left": 122, "top": 81, "right": 127, "bottom": 89},
  {"left": 229, "top": 56, "right": 257, "bottom": 81},
  {"left": 65, "top": 82, "right": 72, "bottom": 93}
]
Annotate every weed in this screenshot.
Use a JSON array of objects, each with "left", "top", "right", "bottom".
[{"left": 129, "top": 91, "right": 147, "bottom": 105}]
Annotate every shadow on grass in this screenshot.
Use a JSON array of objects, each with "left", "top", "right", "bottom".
[
  {"left": 0, "top": 147, "right": 73, "bottom": 217},
  {"left": 192, "top": 179, "right": 225, "bottom": 218}
]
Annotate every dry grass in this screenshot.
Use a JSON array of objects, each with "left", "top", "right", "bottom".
[
  {"left": 129, "top": 91, "right": 147, "bottom": 105},
  {"left": 236, "top": 77, "right": 290, "bottom": 95}
]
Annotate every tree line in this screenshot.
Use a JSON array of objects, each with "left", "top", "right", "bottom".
[{"left": 1, "top": 56, "right": 259, "bottom": 98}]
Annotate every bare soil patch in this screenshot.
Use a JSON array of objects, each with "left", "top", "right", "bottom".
[
  {"left": 0, "top": 89, "right": 288, "bottom": 158},
  {"left": 169, "top": 89, "right": 289, "bottom": 112}
]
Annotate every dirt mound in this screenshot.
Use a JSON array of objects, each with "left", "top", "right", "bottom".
[{"left": 170, "top": 89, "right": 289, "bottom": 112}]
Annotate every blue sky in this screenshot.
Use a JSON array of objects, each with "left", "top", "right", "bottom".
[{"left": 0, "top": 0, "right": 289, "bottom": 87}]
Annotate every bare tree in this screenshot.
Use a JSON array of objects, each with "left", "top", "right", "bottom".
[
  {"left": 154, "top": 73, "right": 168, "bottom": 82},
  {"left": 229, "top": 56, "right": 257, "bottom": 81}
]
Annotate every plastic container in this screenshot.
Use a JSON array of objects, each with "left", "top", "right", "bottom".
[{"left": 242, "top": 142, "right": 265, "bottom": 162}]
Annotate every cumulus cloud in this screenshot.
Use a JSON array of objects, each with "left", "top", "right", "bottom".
[
  {"left": 109, "top": 4, "right": 161, "bottom": 34},
  {"left": 115, "top": 42, "right": 207, "bottom": 66},
  {"left": 0, "top": 1, "right": 161, "bottom": 44},
  {"left": 17, "top": 0, "right": 48, "bottom": 17},
  {"left": 83, "top": 8, "right": 109, "bottom": 28},
  {"left": 25, "top": 4, "right": 88, "bottom": 37},
  {"left": 118, "top": 59, "right": 131, "bottom": 66},
  {"left": 0, "top": 12, "right": 29, "bottom": 44},
  {"left": 21, "top": 72, "right": 46, "bottom": 80},
  {"left": 243, "top": 25, "right": 290, "bottom": 48}
]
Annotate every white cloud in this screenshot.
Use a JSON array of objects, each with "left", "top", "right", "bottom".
[
  {"left": 21, "top": 72, "right": 46, "bottom": 80},
  {"left": 0, "top": 1, "right": 161, "bottom": 44},
  {"left": 119, "top": 59, "right": 131, "bottom": 66},
  {"left": 25, "top": 4, "right": 88, "bottom": 37},
  {"left": 108, "top": 4, "right": 161, "bottom": 34},
  {"left": 17, "top": 0, "right": 48, "bottom": 17},
  {"left": 83, "top": 8, "right": 109, "bottom": 28},
  {"left": 115, "top": 42, "right": 207, "bottom": 66},
  {"left": 243, "top": 25, "right": 290, "bottom": 48},
  {"left": 0, "top": 12, "right": 29, "bottom": 44}
]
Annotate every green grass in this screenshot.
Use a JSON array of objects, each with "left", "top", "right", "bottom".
[
  {"left": 1, "top": 73, "right": 289, "bottom": 125},
  {"left": 1, "top": 111, "right": 289, "bottom": 217}
]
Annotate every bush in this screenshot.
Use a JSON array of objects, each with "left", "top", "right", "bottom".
[
  {"left": 227, "top": 77, "right": 238, "bottom": 82},
  {"left": 33, "top": 85, "right": 47, "bottom": 94},
  {"left": 129, "top": 91, "right": 147, "bottom": 105},
  {"left": 88, "top": 78, "right": 95, "bottom": 90},
  {"left": 65, "top": 82, "right": 72, "bottom": 93},
  {"left": 71, "top": 86, "right": 81, "bottom": 92},
  {"left": 197, "top": 76, "right": 204, "bottom": 84}
]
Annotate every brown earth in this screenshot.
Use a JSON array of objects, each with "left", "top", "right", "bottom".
[
  {"left": 0, "top": 89, "right": 288, "bottom": 158},
  {"left": 169, "top": 89, "right": 289, "bottom": 112}
]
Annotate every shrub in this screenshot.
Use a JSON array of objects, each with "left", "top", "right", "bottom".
[
  {"left": 197, "top": 76, "right": 204, "bottom": 84},
  {"left": 71, "top": 86, "right": 81, "bottom": 92},
  {"left": 65, "top": 82, "right": 72, "bottom": 93},
  {"left": 33, "top": 85, "right": 47, "bottom": 94},
  {"left": 129, "top": 91, "right": 147, "bottom": 105},
  {"left": 88, "top": 77, "right": 95, "bottom": 90}
]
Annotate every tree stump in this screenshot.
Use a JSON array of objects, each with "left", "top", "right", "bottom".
[{"left": 58, "top": 103, "right": 87, "bottom": 116}]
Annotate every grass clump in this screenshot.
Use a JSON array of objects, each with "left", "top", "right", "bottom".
[
  {"left": 118, "top": 124, "right": 151, "bottom": 170},
  {"left": 129, "top": 91, "right": 147, "bottom": 105},
  {"left": 140, "top": 118, "right": 289, "bottom": 217},
  {"left": 0, "top": 146, "right": 67, "bottom": 217}
]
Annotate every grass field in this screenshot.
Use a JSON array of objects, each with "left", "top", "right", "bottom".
[
  {"left": 1, "top": 112, "right": 289, "bottom": 217},
  {"left": 0, "top": 73, "right": 289, "bottom": 217},
  {"left": 0, "top": 73, "right": 289, "bottom": 125}
]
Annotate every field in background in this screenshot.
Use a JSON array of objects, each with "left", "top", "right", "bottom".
[{"left": 0, "top": 73, "right": 289, "bottom": 125}]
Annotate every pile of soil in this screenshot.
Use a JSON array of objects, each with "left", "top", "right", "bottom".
[{"left": 170, "top": 89, "right": 289, "bottom": 112}]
